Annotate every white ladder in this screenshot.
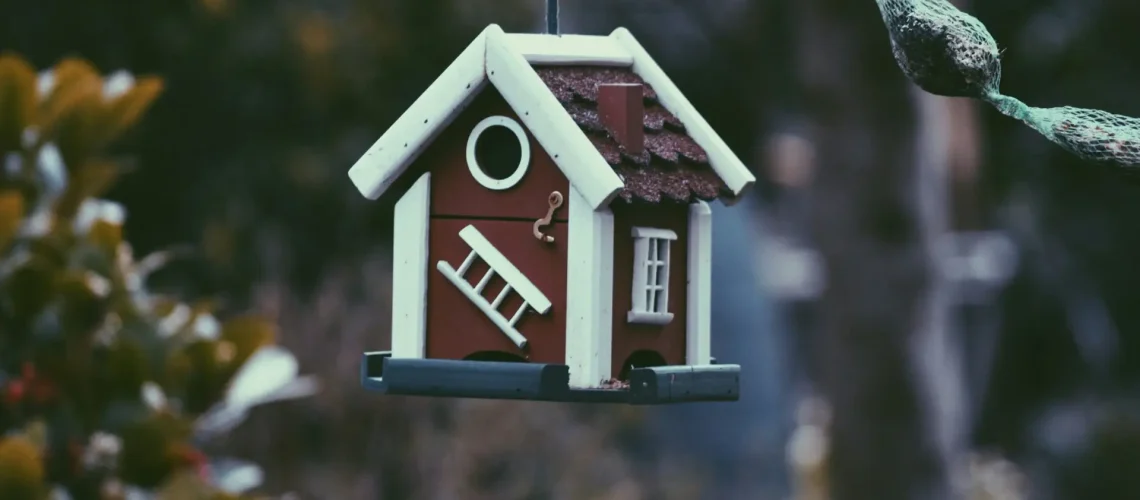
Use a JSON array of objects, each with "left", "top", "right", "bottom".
[{"left": 436, "top": 225, "right": 552, "bottom": 350}]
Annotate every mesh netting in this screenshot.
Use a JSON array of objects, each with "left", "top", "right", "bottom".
[{"left": 876, "top": 0, "right": 1140, "bottom": 166}]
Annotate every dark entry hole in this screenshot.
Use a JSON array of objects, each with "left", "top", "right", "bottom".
[
  {"left": 618, "top": 350, "right": 667, "bottom": 380},
  {"left": 474, "top": 124, "right": 523, "bottom": 180},
  {"left": 464, "top": 351, "right": 527, "bottom": 363}
]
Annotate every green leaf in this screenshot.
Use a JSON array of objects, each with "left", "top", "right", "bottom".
[
  {"left": 0, "top": 190, "right": 23, "bottom": 250},
  {"left": 35, "top": 58, "right": 101, "bottom": 145},
  {"left": 101, "top": 76, "right": 164, "bottom": 145},
  {"left": 0, "top": 435, "right": 44, "bottom": 500},
  {"left": 0, "top": 54, "right": 37, "bottom": 153},
  {"left": 0, "top": 255, "right": 58, "bottom": 325},
  {"left": 157, "top": 470, "right": 215, "bottom": 500},
  {"left": 219, "top": 316, "right": 277, "bottom": 368}
]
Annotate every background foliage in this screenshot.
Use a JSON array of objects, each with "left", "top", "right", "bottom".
[{"left": 0, "top": 54, "right": 321, "bottom": 499}]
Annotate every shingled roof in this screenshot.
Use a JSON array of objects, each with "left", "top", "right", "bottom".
[
  {"left": 535, "top": 66, "right": 732, "bottom": 204},
  {"left": 348, "top": 26, "right": 755, "bottom": 210}
]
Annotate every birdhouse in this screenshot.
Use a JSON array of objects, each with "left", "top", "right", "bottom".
[{"left": 351, "top": 24, "right": 755, "bottom": 404}]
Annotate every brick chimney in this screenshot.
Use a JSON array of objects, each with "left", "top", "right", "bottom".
[{"left": 597, "top": 83, "right": 644, "bottom": 155}]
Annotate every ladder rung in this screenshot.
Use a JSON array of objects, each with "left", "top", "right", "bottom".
[
  {"left": 491, "top": 283, "right": 512, "bottom": 310},
  {"left": 457, "top": 250, "right": 478, "bottom": 276},
  {"left": 509, "top": 301, "right": 529, "bottom": 327},
  {"left": 457, "top": 225, "right": 551, "bottom": 314},
  {"left": 436, "top": 260, "right": 528, "bottom": 351},
  {"left": 475, "top": 268, "right": 495, "bottom": 294}
]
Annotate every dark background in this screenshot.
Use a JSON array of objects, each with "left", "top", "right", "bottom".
[{"left": 4, "top": 0, "right": 1140, "bottom": 498}]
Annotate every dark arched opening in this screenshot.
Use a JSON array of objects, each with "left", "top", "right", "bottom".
[
  {"left": 618, "top": 350, "right": 667, "bottom": 380},
  {"left": 464, "top": 350, "right": 527, "bottom": 362}
]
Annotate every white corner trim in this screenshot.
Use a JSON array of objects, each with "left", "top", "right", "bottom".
[
  {"left": 465, "top": 115, "right": 531, "bottom": 190},
  {"left": 390, "top": 172, "right": 431, "bottom": 359},
  {"left": 609, "top": 28, "right": 756, "bottom": 199},
  {"left": 347, "top": 27, "right": 491, "bottom": 200},
  {"left": 565, "top": 187, "right": 614, "bottom": 387},
  {"left": 456, "top": 225, "right": 552, "bottom": 313},
  {"left": 631, "top": 226, "right": 677, "bottom": 240},
  {"left": 687, "top": 201, "right": 713, "bottom": 365},
  {"left": 484, "top": 25, "right": 624, "bottom": 211},
  {"left": 505, "top": 33, "right": 633, "bottom": 66}
]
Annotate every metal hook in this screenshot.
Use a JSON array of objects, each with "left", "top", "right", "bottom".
[{"left": 533, "top": 191, "right": 564, "bottom": 243}]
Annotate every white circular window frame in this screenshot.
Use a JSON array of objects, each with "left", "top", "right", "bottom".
[{"left": 466, "top": 115, "right": 531, "bottom": 190}]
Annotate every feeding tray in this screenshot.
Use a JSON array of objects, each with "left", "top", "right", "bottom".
[{"left": 360, "top": 351, "right": 740, "bottom": 405}]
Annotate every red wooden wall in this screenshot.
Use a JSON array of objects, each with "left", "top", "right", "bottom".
[
  {"left": 417, "top": 88, "right": 569, "bottom": 363},
  {"left": 610, "top": 202, "right": 690, "bottom": 379}
]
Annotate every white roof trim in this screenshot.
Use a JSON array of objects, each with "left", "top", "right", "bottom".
[
  {"left": 348, "top": 27, "right": 490, "bottom": 200},
  {"left": 347, "top": 25, "right": 623, "bottom": 210},
  {"left": 348, "top": 24, "right": 752, "bottom": 209},
  {"left": 609, "top": 27, "right": 756, "bottom": 199},
  {"left": 485, "top": 25, "right": 624, "bottom": 209},
  {"left": 505, "top": 33, "right": 633, "bottom": 66}
]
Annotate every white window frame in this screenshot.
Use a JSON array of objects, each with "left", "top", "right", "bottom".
[{"left": 628, "top": 226, "right": 677, "bottom": 325}]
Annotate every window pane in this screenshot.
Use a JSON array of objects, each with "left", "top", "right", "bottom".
[
  {"left": 646, "top": 288, "right": 654, "bottom": 311},
  {"left": 648, "top": 238, "right": 658, "bottom": 262}
]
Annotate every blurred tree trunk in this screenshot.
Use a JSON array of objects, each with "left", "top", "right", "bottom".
[
  {"left": 792, "top": 1, "right": 947, "bottom": 498},
  {"left": 910, "top": 91, "right": 976, "bottom": 496}
]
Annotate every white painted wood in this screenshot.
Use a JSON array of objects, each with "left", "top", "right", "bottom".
[
  {"left": 390, "top": 172, "right": 431, "bottom": 359},
  {"left": 465, "top": 115, "right": 531, "bottom": 190},
  {"left": 627, "top": 311, "right": 674, "bottom": 326},
  {"left": 484, "top": 25, "right": 624, "bottom": 211},
  {"left": 686, "top": 201, "right": 713, "bottom": 365},
  {"left": 347, "top": 28, "right": 490, "bottom": 200},
  {"left": 630, "top": 236, "right": 649, "bottom": 315},
  {"left": 491, "top": 284, "right": 512, "bottom": 309},
  {"left": 457, "top": 249, "right": 477, "bottom": 275},
  {"left": 436, "top": 223, "right": 554, "bottom": 350},
  {"left": 456, "top": 225, "right": 551, "bottom": 313},
  {"left": 609, "top": 28, "right": 757, "bottom": 199},
  {"left": 656, "top": 240, "right": 671, "bottom": 315},
  {"left": 564, "top": 186, "right": 614, "bottom": 387},
  {"left": 436, "top": 260, "right": 529, "bottom": 350},
  {"left": 630, "top": 226, "right": 677, "bottom": 240},
  {"left": 505, "top": 33, "right": 633, "bottom": 66},
  {"left": 595, "top": 220, "right": 614, "bottom": 382},
  {"left": 474, "top": 267, "right": 496, "bottom": 293},
  {"left": 509, "top": 302, "right": 528, "bottom": 326}
]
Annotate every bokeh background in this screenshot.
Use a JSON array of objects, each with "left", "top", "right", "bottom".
[{"left": 3, "top": 0, "right": 1140, "bottom": 498}]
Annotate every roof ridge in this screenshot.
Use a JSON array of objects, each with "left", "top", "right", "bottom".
[
  {"left": 347, "top": 25, "right": 754, "bottom": 208},
  {"left": 484, "top": 25, "right": 625, "bottom": 208}
]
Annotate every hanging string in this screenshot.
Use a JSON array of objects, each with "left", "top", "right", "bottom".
[
  {"left": 546, "top": 0, "right": 559, "bottom": 35},
  {"left": 876, "top": 0, "right": 1140, "bottom": 167}
]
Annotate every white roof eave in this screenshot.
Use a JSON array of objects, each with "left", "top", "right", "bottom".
[{"left": 347, "top": 24, "right": 754, "bottom": 210}]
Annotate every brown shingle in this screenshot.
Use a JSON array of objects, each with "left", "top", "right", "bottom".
[{"left": 534, "top": 66, "right": 732, "bottom": 204}]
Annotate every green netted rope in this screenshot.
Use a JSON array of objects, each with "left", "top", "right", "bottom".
[{"left": 876, "top": 0, "right": 1140, "bottom": 166}]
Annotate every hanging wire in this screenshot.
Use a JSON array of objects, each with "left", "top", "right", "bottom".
[{"left": 546, "top": 0, "right": 559, "bottom": 34}]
